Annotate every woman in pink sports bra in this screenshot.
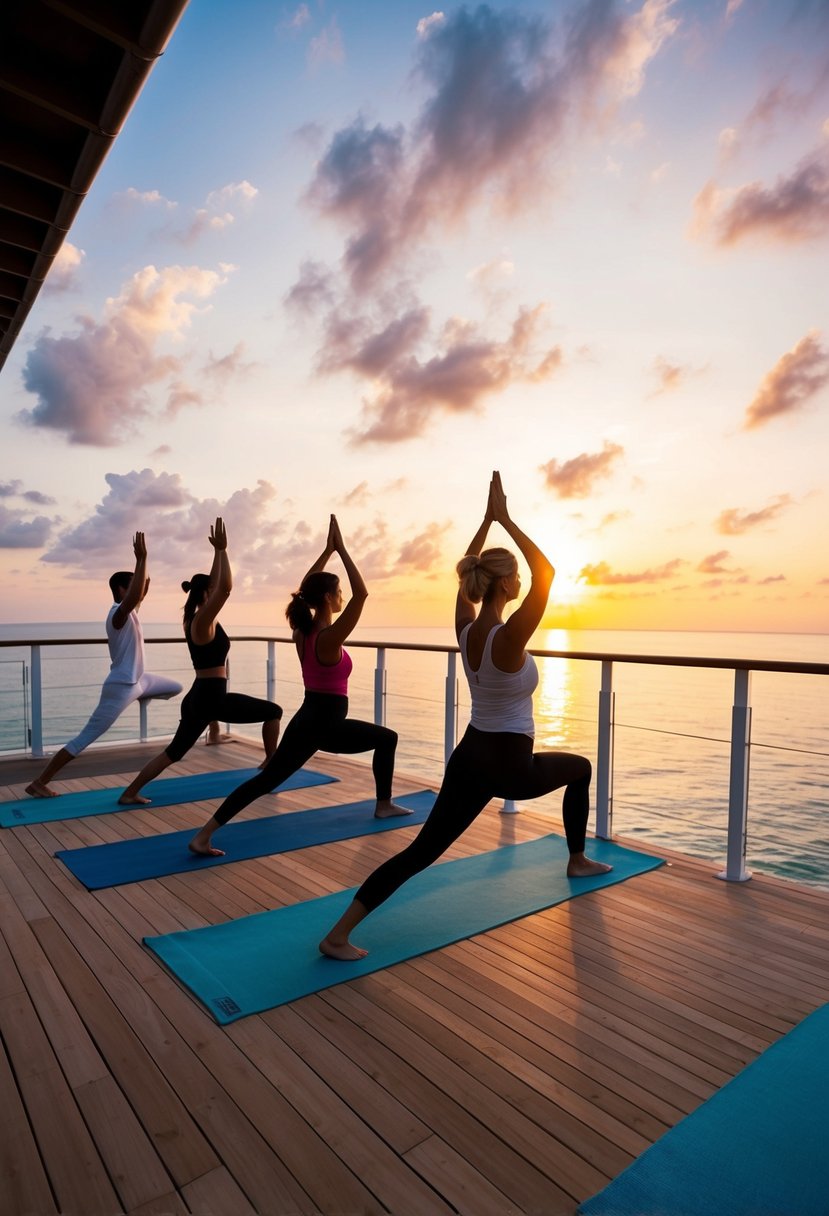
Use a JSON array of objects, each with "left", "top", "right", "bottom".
[
  {"left": 189, "top": 515, "right": 410, "bottom": 857},
  {"left": 320, "top": 471, "right": 611, "bottom": 960}
]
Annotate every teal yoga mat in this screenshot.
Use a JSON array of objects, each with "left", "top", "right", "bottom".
[
  {"left": 0, "top": 767, "right": 336, "bottom": 827},
  {"left": 578, "top": 1002, "right": 829, "bottom": 1216},
  {"left": 145, "top": 835, "right": 662, "bottom": 1023},
  {"left": 56, "top": 790, "right": 436, "bottom": 889}
]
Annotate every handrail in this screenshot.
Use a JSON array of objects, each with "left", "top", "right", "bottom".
[
  {"left": 2, "top": 632, "right": 826, "bottom": 884},
  {"left": 3, "top": 635, "right": 828, "bottom": 676}
]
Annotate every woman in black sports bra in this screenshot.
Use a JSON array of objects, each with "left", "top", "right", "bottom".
[{"left": 118, "top": 517, "right": 282, "bottom": 805}]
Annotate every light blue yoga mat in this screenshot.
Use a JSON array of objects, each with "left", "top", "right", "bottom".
[
  {"left": 578, "top": 1002, "right": 829, "bottom": 1216},
  {"left": 145, "top": 835, "right": 662, "bottom": 1023},
  {"left": 0, "top": 767, "right": 336, "bottom": 827},
  {"left": 56, "top": 790, "right": 436, "bottom": 889}
]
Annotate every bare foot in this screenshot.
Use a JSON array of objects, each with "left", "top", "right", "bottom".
[
  {"left": 25, "top": 780, "right": 58, "bottom": 799},
  {"left": 567, "top": 856, "right": 613, "bottom": 878},
  {"left": 206, "top": 733, "right": 232, "bottom": 745},
  {"left": 374, "top": 801, "right": 414, "bottom": 819},
  {"left": 188, "top": 840, "right": 225, "bottom": 858},
  {"left": 117, "top": 792, "right": 152, "bottom": 806},
  {"left": 319, "top": 937, "right": 368, "bottom": 961}
]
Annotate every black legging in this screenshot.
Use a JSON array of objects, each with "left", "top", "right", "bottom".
[
  {"left": 355, "top": 725, "right": 591, "bottom": 912},
  {"left": 212, "top": 691, "right": 398, "bottom": 826},
  {"left": 165, "top": 677, "right": 282, "bottom": 763}
]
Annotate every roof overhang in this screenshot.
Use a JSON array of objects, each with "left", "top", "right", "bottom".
[{"left": 0, "top": 0, "right": 190, "bottom": 375}]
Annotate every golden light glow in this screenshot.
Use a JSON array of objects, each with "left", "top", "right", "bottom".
[{"left": 530, "top": 520, "right": 596, "bottom": 607}]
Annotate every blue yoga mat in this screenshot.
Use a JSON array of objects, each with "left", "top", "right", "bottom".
[
  {"left": 145, "top": 835, "right": 662, "bottom": 1023},
  {"left": 0, "top": 767, "right": 336, "bottom": 827},
  {"left": 578, "top": 1002, "right": 829, "bottom": 1216},
  {"left": 56, "top": 790, "right": 436, "bottom": 889}
]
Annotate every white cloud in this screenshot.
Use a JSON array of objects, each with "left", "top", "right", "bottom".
[{"left": 44, "top": 241, "right": 85, "bottom": 294}]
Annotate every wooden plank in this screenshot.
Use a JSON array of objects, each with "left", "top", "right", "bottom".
[
  {"left": 0, "top": 989, "right": 122, "bottom": 1213},
  {"left": 1, "top": 744, "right": 828, "bottom": 1216},
  {"left": 0, "top": 1034, "right": 57, "bottom": 1216},
  {"left": 318, "top": 983, "right": 583, "bottom": 1210},
  {"left": 402, "top": 1134, "right": 528, "bottom": 1216},
  {"left": 180, "top": 1166, "right": 257, "bottom": 1215},
  {"left": 229, "top": 1014, "right": 454, "bottom": 1215},
  {"left": 408, "top": 952, "right": 684, "bottom": 1127},
  {"left": 75, "top": 1075, "right": 180, "bottom": 1212}
]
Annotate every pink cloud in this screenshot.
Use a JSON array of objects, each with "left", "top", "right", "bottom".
[
  {"left": 287, "top": 2, "right": 678, "bottom": 444},
  {"left": 0, "top": 505, "right": 57, "bottom": 549},
  {"left": 304, "top": 3, "right": 677, "bottom": 293},
  {"left": 348, "top": 305, "right": 562, "bottom": 444},
  {"left": 18, "top": 265, "right": 227, "bottom": 445},
  {"left": 395, "top": 522, "right": 451, "bottom": 572},
  {"left": 540, "top": 441, "right": 624, "bottom": 499},
  {"left": 692, "top": 148, "right": 829, "bottom": 246},
  {"left": 743, "top": 331, "right": 829, "bottom": 429}
]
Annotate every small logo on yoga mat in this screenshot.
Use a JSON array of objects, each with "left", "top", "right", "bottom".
[
  {"left": 12, "top": 808, "right": 23, "bottom": 819},
  {"left": 212, "top": 995, "right": 241, "bottom": 1016}
]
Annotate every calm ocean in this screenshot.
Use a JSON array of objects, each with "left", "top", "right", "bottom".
[{"left": 1, "top": 622, "right": 827, "bottom": 890}]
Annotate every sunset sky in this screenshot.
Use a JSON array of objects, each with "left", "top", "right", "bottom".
[{"left": 1, "top": 0, "right": 828, "bottom": 633}]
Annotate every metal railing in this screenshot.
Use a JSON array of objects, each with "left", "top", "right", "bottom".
[{"left": 2, "top": 634, "right": 828, "bottom": 883}]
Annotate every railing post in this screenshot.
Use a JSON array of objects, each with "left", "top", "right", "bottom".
[
  {"left": 30, "top": 644, "right": 44, "bottom": 758},
  {"left": 139, "top": 700, "right": 148, "bottom": 742},
  {"left": 267, "top": 640, "right": 276, "bottom": 703},
  {"left": 444, "top": 652, "right": 458, "bottom": 765},
  {"left": 718, "top": 668, "right": 753, "bottom": 882},
  {"left": 595, "top": 659, "right": 614, "bottom": 839},
  {"left": 374, "top": 647, "right": 387, "bottom": 727}
]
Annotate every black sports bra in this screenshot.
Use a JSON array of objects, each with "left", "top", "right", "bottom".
[{"left": 186, "top": 620, "right": 230, "bottom": 670}]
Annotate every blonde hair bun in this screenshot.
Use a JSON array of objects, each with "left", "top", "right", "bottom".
[{"left": 456, "top": 547, "right": 516, "bottom": 604}]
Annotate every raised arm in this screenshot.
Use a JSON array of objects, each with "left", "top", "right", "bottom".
[
  {"left": 454, "top": 486, "right": 496, "bottom": 638},
  {"left": 190, "top": 517, "right": 231, "bottom": 643},
  {"left": 490, "top": 472, "right": 554, "bottom": 650},
  {"left": 318, "top": 515, "right": 367, "bottom": 656},
  {"left": 300, "top": 521, "right": 337, "bottom": 585},
  {"left": 112, "top": 532, "right": 148, "bottom": 629}
]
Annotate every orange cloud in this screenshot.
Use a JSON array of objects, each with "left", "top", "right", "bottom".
[
  {"left": 715, "top": 494, "right": 792, "bottom": 535},
  {"left": 743, "top": 331, "right": 829, "bottom": 429},
  {"left": 697, "top": 550, "right": 739, "bottom": 574},
  {"left": 579, "top": 558, "right": 683, "bottom": 585}
]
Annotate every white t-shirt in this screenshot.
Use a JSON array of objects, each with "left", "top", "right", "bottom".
[
  {"left": 105, "top": 602, "right": 145, "bottom": 684},
  {"left": 460, "top": 623, "right": 538, "bottom": 737}
]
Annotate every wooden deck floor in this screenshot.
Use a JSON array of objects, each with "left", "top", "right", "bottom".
[{"left": 1, "top": 736, "right": 828, "bottom": 1216}]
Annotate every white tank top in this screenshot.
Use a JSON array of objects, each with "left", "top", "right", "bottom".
[
  {"left": 105, "top": 603, "right": 145, "bottom": 684},
  {"left": 460, "top": 623, "right": 538, "bottom": 737}
]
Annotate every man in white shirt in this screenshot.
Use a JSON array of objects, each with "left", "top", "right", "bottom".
[{"left": 25, "top": 532, "right": 183, "bottom": 797}]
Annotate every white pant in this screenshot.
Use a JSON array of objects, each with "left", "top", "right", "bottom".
[{"left": 65, "top": 672, "right": 182, "bottom": 756}]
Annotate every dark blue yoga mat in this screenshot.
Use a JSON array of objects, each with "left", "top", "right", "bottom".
[
  {"left": 0, "top": 767, "right": 336, "bottom": 827},
  {"left": 145, "top": 835, "right": 662, "bottom": 1023},
  {"left": 56, "top": 790, "right": 436, "bottom": 889},
  {"left": 578, "top": 1002, "right": 829, "bottom": 1216}
]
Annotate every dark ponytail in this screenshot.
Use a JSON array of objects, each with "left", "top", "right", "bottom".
[
  {"left": 181, "top": 573, "right": 211, "bottom": 632},
  {"left": 285, "top": 571, "right": 339, "bottom": 636}
]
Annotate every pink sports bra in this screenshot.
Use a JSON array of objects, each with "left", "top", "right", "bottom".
[{"left": 300, "top": 628, "right": 353, "bottom": 696}]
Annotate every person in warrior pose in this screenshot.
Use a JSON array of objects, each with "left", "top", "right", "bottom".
[
  {"left": 117, "top": 517, "right": 282, "bottom": 805},
  {"left": 188, "top": 514, "right": 410, "bottom": 857},
  {"left": 26, "top": 533, "right": 182, "bottom": 797},
  {"left": 319, "top": 471, "right": 611, "bottom": 960}
]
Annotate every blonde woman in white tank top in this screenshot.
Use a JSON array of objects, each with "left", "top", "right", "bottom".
[{"left": 320, "top": 472, "right": 611, "bottom": 961}]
